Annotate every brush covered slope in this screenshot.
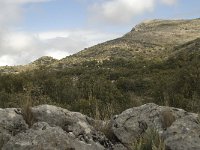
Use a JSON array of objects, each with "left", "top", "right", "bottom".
[
  {"left": 56, "top": 18, "right": 200, "bottom": 66},
  {"left": 0, "top": 18, "right": 200, "bottom": 120}
]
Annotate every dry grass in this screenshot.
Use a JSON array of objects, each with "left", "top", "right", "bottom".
[
  {"left": 133, "top": 128, "right": 165, "bottom": 150},
  {"left": 160, "top": 109, "right": 176, "bottom": 129},
  {"left": 21, "top": 95, "right": 35, "bottom": 127},
  {"left": 94, "top": 121, "right": 114, "bottom": 140}
]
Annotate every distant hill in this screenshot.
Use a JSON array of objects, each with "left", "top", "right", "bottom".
[
  {"left": 57, "top": 18, "right": 200, "bottom": 65},
  {"left": 1, "top": 18, "right": 200, "bottom": 73},
  {"left": 0, "top": 56, "right": 57, "bottom": 73}
]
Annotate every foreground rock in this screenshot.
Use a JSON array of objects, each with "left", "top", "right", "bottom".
[
  {"left": 111, "top": 103, "right": 200, "bottom": 149},
  {"left": 0, "top": 108, "right": 27, "bottom": 148},
  {"left": 0, "top": 103, "right": 200, "bottom": 150},
  {"left": 3, "top": 122, "right": 105, "bottom": 150}
]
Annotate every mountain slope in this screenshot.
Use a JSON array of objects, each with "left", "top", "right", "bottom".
[
  {"left": 1, "top": 18, "right": 200, "bottom": 73},
  {"left": 57, "top": 18, "right": 200, "bottom": 66}
]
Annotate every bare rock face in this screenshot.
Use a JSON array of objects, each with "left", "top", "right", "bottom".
[{"left": 0, "top": 104, "right": 200, "bottom": 150}]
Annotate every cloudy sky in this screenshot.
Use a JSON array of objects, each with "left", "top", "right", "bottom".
[{"left": 0, "top": 0, "right": 199, "bottom": 66}]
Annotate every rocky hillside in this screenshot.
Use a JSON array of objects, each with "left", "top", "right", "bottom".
[
  {"left": 0, "top": 103, "right": 200, "bottom": 150},
  {"left": 57, "top": 18, "right": 200, "bottom": 65}
]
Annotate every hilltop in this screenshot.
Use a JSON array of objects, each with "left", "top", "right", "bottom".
[{"left": 0, "top": 56, "right": 57, "bottom": 74}]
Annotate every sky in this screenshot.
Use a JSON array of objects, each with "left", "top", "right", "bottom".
[{"left": 0, "top": 0, "right": 200, "bottom": 66}]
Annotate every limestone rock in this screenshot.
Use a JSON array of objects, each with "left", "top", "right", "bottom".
[
  {"left": 3, "top": 122, "right": 104, "bottom": 150},
  {"left": 1, "top": 104, "right": 200, "bottom": 150},
  {"left": 31, "top": 105, "right": 112, "bottom": 149},
  {"left": 0, "top": 108, "right": 28, "bottom": 149},
  {"left": 111, "top": 103, "right": 200, "bottom": 149}
]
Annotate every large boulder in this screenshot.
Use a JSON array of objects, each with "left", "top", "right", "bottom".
[
  {"left": 0, "top": 108, "right": 28, "bottom": 149},
  {"left": 111, "top": 103, "right": 200, "bottom": 149},
  {"left": 0, "top": 104, "right": 200, "bottom": 150},
  {"left": 31, "top": 105, "right": 94, "bottom": 136},
  {"left": 3, "top": 122, "right": 105, "bottom": 150},
  {"left": 31, "top": 105, "right": 113, "bottom": 149},
  {"left": 163, "top": 116, "right": 200, "bottom": 150}
]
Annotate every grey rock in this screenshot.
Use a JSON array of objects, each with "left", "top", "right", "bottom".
[
  {"left": 31, "top": 105, "right": 93, "bottom": 136},
  {"left": 1, "top": 104, "right": 200, "bottom": 150},
  {"left": 31, "top": 105, "right": 112, "bottom": 149},
  {"left": 3, "top": 122, "right": 105, "bottom": 150},
  {"left": 111, "top": 103, "right": 200, "bottom": 150},
  {"left": 0, "top": 108, "right": 28, "bottom": 149},
  {"left": 163, "top": 115, "right": 200, "bottom": 150}
]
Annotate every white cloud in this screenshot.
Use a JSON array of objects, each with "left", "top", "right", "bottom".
[
  {"left": 0, "top": 0, "right": 179, "bottom": 66},
  {"left": 161, "top": 0, "right": 177, "bottom": 5},
  {"left": 0, "top": 0, "right": 121, "bottom": 66},
  {"left": 90, "top": 0, "right": 155, "bottom": 24},
  {"left": 0, "top": 55, "right": 16, "bottom": 66},
  {"left": 89, "top": 0, "right": 178, "bottom": 24},
  {"left": 0, "top": 0, "right": 51, "bottom": 28},
  {"left": 5, "top": 32, "right": 34, "bottom": 50},
  {"left": 0, "top": 30, "right": 120, "bottom": 66}
]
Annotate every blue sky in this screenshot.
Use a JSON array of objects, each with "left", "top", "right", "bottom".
[
  {"left": 21, "top": 0, "right": 200, "bottom": 32},
  {"left": 0, "top": 0, "right": 200, "bottom": 66}
]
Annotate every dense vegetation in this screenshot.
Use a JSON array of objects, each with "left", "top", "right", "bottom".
[{"left": 0, "top": 41, "right": 199, "bottom": 120}]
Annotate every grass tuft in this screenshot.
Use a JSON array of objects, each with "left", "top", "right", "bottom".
[
  {"left": 21, "top": 95, "right": 35, "bottom": 128},
  {"left": 133, "top": 128, "right": 165, "bottom": 150}
]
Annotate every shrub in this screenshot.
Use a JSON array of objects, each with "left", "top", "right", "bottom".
[{"left": 160, "top": 109, "right": 176, "bottom": 129}]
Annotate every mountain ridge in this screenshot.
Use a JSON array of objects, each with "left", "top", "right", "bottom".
[
  {"left": 54, "top": 18, "right": 200, "bottom": 68},
  {"left": 0, "top": 18, "right": 200, "bottom": 73}
]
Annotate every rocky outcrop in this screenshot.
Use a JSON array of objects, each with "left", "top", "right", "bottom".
[
  {"left": 0, "top": 103, "right": 200, "bottom": 150},
  {"left": 111, "top": 103, "right": 200, "bottom": 149},
  {"left": 3, "top": 122, "right": 105, "bottom": 150},
  {"left": 0, "top": 108, "right": 28, "bottom": 148}
]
